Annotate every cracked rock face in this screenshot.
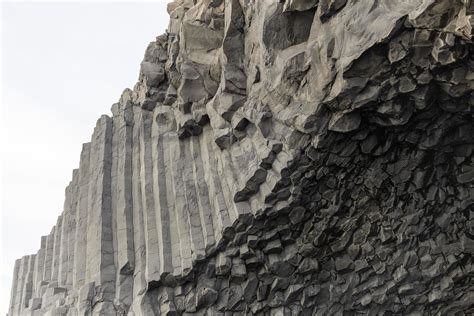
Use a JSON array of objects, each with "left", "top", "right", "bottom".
[{"left": 7, "top": 0, "right": 474, "bottom": 315}]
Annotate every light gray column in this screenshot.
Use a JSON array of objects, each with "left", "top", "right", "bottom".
[
  {"left": 13, "top": 256, "right": 27, "bottom": 315},
  {"left": 42, "top": 228, "right": 55, "bottom": 282},
  {"left": 73, "top": 143, "right": 91, "bottom": 288},
  {"left": 33, "top": 237, "right": 46, "bottom": 297},
  {"left": 51, "top": 215, "right": 63, "bottom": 283},
  {"left": 169, "top": 134, "right": 193, "bottom": 275},
  {"left": 201, "top": 127, "right": 232, "bottom": 241},
  {"left": 112, "top": 103, "right": 135, "bottom": 307},
  {"left": 58, "top": 183, "right": 72, "bottom": 286},
  {"left": 190, "top": 135, "right": 216, "bottom": 252},
  {"left": 181, "top": 139, "right": 206, "bottom": 261},
  {"left": 156, "top": 119, "right": 183, "bottom": 278},
  {"left": 151, "top": 109, "right": 173, "bottom": 279},
  {"left": 130, "top": 107, "right": 147, "bottom": 312},
  {"left": 139, "top": 111, "right": 161, "bottom": 283},
  {"left": 85, "top": 115, "right": 115, "bottom": 304},
  {"left": 20, "top": 254, "right": 35, "bottom": 310},
  {"left": 8, "top": 259, "right": 20, "bottom": 316},
  {"left": 66, "top": 170, "right": 79, "bottom": 286}
]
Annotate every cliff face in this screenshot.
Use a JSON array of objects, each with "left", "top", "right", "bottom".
[{"left": 7, "top": 0, "right": 474, "bottom": 315}]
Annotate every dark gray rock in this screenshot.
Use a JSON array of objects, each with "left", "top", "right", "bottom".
[
  {"left": 328, "top": 111, "right": 361, "bottom": 133},
  {"left": 8, "top": 1, "right": 474, "bottom": 315}
]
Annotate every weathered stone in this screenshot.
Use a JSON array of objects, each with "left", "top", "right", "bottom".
[
  {"left": 319, "top": 0, "right": 347, "bottom": 22},
  {"left": 231, "top": 258, "right": 247, "bottom": 282},
  {"left": 297, "top": 258, "right": 319, "bottom": 275},
  {"left": 242, "top": 273, "right": 258, "bottom": 303},
  {"left": 141, "top": 61, "right": 165, "bottom": 87},
  {"left": 196, "top": 287, "right": 218, "bottom": 308},
  {"left": 216, "top": 253, "right": 231, "bottom": 276},
  {"left": 8, "top": 1, "right": 474, "bottom": 315},
  {"left": 284, "top": 284, "right": 304, "bottom": 304},
  {"left": 283, "top": 0, "right": 319, "bottom": 12},
  {"left": 264, "top": 239, "right": 283, "bottom": 254},
  {"left": 335, "top": 256, "right": 353, "bottom": 273},
  {"left": 289, "top": 206, "right": 305, "bottom": 224},
  {"left": 328, "top": 111, "right": 361, "bottom": 133}
]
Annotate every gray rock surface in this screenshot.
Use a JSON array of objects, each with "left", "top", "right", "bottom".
[{"left": 7, "top": 0, "right": 474, "bottom": 315}]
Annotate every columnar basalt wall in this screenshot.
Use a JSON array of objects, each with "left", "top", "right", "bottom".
[{"left": 8, "top": 0, "right": 474, "bottom": 315}]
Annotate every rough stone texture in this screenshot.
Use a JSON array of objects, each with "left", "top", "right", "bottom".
[{"left": 8, "top": 0, "right": 474, "bottom": 315}]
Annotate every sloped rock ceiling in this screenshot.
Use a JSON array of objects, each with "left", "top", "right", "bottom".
[{"left": 8, "top": 0, "right": 474, "bottom": 315}]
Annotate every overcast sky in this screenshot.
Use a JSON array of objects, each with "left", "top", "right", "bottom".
[{"left": 0, "top": 1, "right": 169, "bottom": 312}]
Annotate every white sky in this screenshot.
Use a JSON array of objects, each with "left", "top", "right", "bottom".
[{"left": 0, "top": 1, "right": 169, "bottom": 313}]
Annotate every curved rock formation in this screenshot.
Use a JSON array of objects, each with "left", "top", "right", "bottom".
[{"left": 8, "top": 0, "right": 474, "bottom": 315}]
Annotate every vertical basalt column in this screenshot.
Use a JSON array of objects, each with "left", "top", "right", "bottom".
[
  {"left": 190, "top": 136, "right": 216, "bottom": 253},
  {"left": 66, "top": 170, "right": 79, "bottom": 286},
  {"left": 51, "top": 215, "right": 63, "bottom": 284},
  {"left": 6, "top": 1, "right": 474, "bottom": 314},
  {"left": 157, "top": 120, "right": 182, "bottom": 277},
  {"left": 164, "top": 131, "right": 182, "bottom": 275},
  {"left": 168, "top": 134, "right": 193, "bottom": 275},
  {"left": 73, "top": 143, "right": 91, "bottom": 288},
  {"left": 111, "top": 108, "right": 119, "bottom": 293},
  {"left": 42, "top": 228, "right": 55, "bottom": 283},
  {"left": 200, "top": 126, "right": 232, "bottom": 242},
  {"left": 216, "top": 145, "right": 240, "bottom": 224},
  {"left": 112, "top": 103, "right": 135, "bottom": 307},
  {"left": 130, "top": 107, "right": 147, "bottom": 312},
  {"left": 181, "top": 139, "right": 206, "bottom": 261},
  {"left": 20, "top": 254, "right": 35, "bottom": 309},
  {"left": 85, "top": 115, "right": 116, "bottom": 309},
  {"left": 33, "top": 237, "right": 46, "bottom": 297},
  {"left": 13, "top": 256, "right": 27, "bottom": 314},
  {"left": 162, "top": 133, "right": 181, "bottom": 278},
  {"left": 151, "top": 116, "right": 173, "bottom": 280},
  {"left": 139, "top": 110, "right": 161, "bottom": 284},
  {"left": 8, "top": 259, "right": 20, "bottom": 315},
  {"left": 58, "top": 182, "right": 72, "bottom": 287}
]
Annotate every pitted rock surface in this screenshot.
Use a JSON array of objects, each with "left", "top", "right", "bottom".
[{"left": 8, "top": 0, "right": 474, "bottom": 315}]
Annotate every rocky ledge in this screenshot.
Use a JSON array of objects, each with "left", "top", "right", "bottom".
[{"left": 7, "top": 0, "right": 474, "bottom": 315}]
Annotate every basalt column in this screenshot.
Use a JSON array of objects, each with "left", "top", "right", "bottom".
[{"left": 8, "top": 0, "right": 473, "bottom": 315}]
